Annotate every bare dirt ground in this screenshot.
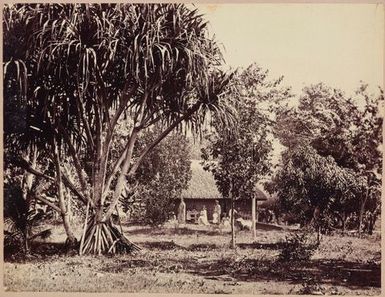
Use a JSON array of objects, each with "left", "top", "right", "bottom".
[{"left": 3, "top": 223, "right": 381, "bottom": 294}]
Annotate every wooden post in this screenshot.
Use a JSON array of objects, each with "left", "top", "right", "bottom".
[
  {"left": 256, "top": 197, "right": 259, "bottom": 226},
  {"left": 252, "top": 195, "right": 256, "bottom": 241}
]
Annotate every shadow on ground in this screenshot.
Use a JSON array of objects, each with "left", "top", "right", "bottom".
[
  {"left": 188, "top": 257, "right": 380, "bottom": 289},
  {"left": 6, "top": 239, "right": 380, "bottom": 291},
  {"left": 125, "top": 224, "right": 288, "bottom": 236},
  {"left": 237, "top": 242, "right": 285, "bottom": 250},
  {"left": 4, "top": 241, "right": 78, "bottom": 262},
  {"left": 133, "top": 241, "right": 219, "bottom": 251},
  {"left": 141, "top": 240, "right": 186, "bottom": 250},
  {"left": 97, "top": 249, "right": 380, "bottom": 290},
  {"left": 97, "top": 240, "right": 381, "bottom": 290},
  {"left": 126, "top": 226, "right": 227, "bottom": 236}
]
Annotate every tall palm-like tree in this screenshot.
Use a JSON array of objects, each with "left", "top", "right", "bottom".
[{"left": 4, "top": 3, "right": 236, "bottom": 254}]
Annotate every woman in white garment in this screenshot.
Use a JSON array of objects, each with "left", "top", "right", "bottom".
[{"left": 198, "top": 206, "right": 209, "bottom": 225}]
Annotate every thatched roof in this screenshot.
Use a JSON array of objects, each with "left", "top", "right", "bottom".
[
  {"left": 181, "top": 160, "right": 267, "bottom": 201},
  {"left": 181, "top": 160, "right": 221, "bottom": 199}
]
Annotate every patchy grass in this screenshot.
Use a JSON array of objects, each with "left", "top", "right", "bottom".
[{"left": 3, "top": 224, "right": 381, "bottom": 294}]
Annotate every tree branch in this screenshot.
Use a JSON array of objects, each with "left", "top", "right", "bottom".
[
  {"left": 103, "top": 102, "right": 201, "bottom": 221},
  {"left": 12, "top": 157, "right": 55, "bottom": 182},
  {"left": 92, "top": 91, "right": 104, "bottom": 204},
  {"left": 102, "top": 93, "right": 150, "bottom": 221},
  {"left": 75, "top": 90, "right": 95, "bottom": 149},
  {"left": 98, "top": 83, "right": 138, "bottom": 205},
  {"left": 61, "top": 172, "right": 94, "bottom": 208},
  {"left": 12, "top": 156, "right": 94, "bottom": 209},
  {"left": 95, "top": 65, "right": 110, "bottom": 125},
  {"left": 139, "top": 112, "right": 163, "bottom": 130},
  {"left": 102, "top": 128, "right": 139, "bottom": 221},
  {"left": 128, "top": 103, "right": 201, "bottom": 176},
  {"left": 103, "top": 140, "right": 130, "bottom": 200},
  {"left": 35, "top": 195, "right": 61, "bottom": 213},
  {"left": 101, "top": 93, "right": 145, "bottom": 197},
  {"left": 107, "top": 82, "right": 137, "bottom": 134},
  {"left": 58, "top": 125, "right": 87, "bottom": 191}
]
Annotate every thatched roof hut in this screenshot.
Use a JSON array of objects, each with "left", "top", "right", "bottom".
[{"left": 179, "top": 160, "right": 268, "bottom": 221}]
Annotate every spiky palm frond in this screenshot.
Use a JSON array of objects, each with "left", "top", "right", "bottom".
[{"left": 4, "top": 3, "right": 232, "bottom": 161}]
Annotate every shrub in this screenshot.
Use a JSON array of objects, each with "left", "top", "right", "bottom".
[
  {"left": 278, "top": 232, "right": 319, "bottom": 262},
  {"left": 4, "top": 182, "right": 52, "bottom": 256},
  {"left": 298, "top": 277, "right": 325, "bottom": 295}
]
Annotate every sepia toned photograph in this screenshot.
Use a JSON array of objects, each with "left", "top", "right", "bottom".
[{"left": 2, "top": 2, "right": 383, "bottom": 295}]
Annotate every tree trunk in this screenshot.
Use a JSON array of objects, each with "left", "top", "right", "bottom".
[
  {"left": 23, "top": 229, "right": 30, "bottom": 254},
  {"left": 368, "top": 212, "right": 374, "bottom": 235},
  {"left": 84, "top": 100, "right": 201, "bottom": 254},
  {"left": 310, "top": 206, "right": 320, "bottom": 227},
  {"left": 359, "top": 177, "right": 371, "bottom": 234},
  {"left": 62, "top": 212, "right": 77, "bottom": 247},
  {"left": 66, "top": 187, "right": 73, "bottom": 224},
  {"left": 230, "top": 180, "right": 235, "bottom": 249},
  {"left": 358, "top": 199, "right": 368, "bottom": 234},
  {"left": 251, "top": 195, "right": 256, "bottom": 241},
  {"left": 310, "top": 206, "right": 321, "bottom": 243},
  {"left": 53, "top": 142, "right": 77, "bottom": 247},
  {"left": 103, "top": 129, "right": 139, "bottom": 222},
  {"left": 22, "top": 146, "right": 37, "bottom": 201},
  {"left": 22, "top": 146, "right": 37, "bottom": 252},
  {"left": 80, "top": 127, "right": 141, "bottom": 254},
  {"left": 342, "top": 212, "right": 346, "bottom": 233}
]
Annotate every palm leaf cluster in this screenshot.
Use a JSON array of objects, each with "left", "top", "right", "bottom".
[{"left": 4, "top": 3, "right": 232, "bottom": 151}]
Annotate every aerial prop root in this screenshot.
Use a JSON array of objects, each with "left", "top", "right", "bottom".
[{"left": 80, "top": 219, "right": 140, "bottom": 255}]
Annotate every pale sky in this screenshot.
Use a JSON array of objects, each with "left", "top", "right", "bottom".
[{"left": 196, "top": 4, "right": 384, "bottom": 96}]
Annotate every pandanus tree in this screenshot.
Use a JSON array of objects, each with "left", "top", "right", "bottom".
[{"left": 3, "top": 3, "right": 236, "bottom": 254}]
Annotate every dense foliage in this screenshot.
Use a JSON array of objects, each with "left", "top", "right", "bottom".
[
  {"left": 270, "top": 83, "right": 383, "bottom": 232},
  {"left": 202, "top": 64, "right": 292, "bottom": 200},
  {"left": 122, "top": 129, "right": 191, "bottom": 225}
]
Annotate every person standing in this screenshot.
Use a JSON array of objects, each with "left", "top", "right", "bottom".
[
  {"left": 178, "top": 198, "right": 186, "bottom": 224},
  {"left": 213, "top": 200, "right": 222, "bottom": 224},
  {"left": 198, "top": 205, "right": 209, "bottom": 225}
]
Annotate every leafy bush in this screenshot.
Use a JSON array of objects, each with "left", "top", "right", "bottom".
[
  {"left": 4, "top": 183, "right": 28, "bottom": 253},
  {"left": 298, "top": 277, "right": 325, "bottom": 295},
  {"left": 278, "top": 232, "right": 319, "bottom": 262},
  {"left": 4, "top": 182, "right": 51, "bottom": 255},
  {"left": 121, "top": 129, "right": 191, "bottom": 226},
  {"left": 142, "top": 188, "right": 177, "bottom": 225}
]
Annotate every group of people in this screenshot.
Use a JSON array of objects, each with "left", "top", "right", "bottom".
[
  {"left": 197, "top": 200, "right": 222, "bottom": 225},
  {"left": 177, "top": 198, "right": 223, "bottom": 225}
]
